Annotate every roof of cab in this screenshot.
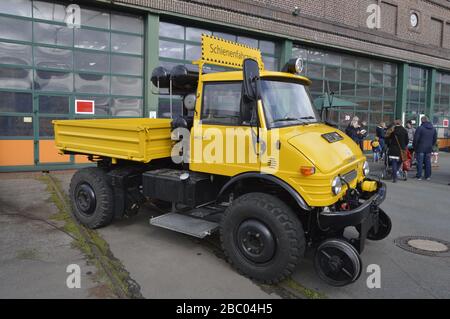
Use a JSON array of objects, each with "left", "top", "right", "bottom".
[{"left": 201, "top": 70, "right": 312, "bottom": 86}]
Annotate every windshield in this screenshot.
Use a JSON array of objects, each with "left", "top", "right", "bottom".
[{"left": 261, "top": 80, "right": 319, "bottom": 128}]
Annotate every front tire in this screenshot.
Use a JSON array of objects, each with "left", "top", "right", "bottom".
[
  {"left": 69, "top": 167, "right": 114, "bottom": 229},
  {"left": 220, "top": 192, "right": 305, "bottom": 284}
]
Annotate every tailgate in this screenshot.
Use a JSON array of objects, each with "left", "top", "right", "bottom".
[{"left": 53, "top": 118, "right": 172, "bottom": 163}]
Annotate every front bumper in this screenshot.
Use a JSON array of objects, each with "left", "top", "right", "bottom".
[{"left": 318, "top": 180, "right": 387, "bottom": 252}]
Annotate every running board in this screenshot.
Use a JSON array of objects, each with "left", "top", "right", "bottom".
[{"left": 150, "top": 212, "right": 219, "bottom": 238}]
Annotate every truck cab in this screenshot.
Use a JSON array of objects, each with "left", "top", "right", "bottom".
[
  {"left": 55, "top": 35, "right": 390, "bottom": 287},
  {"left": 189, "top": 69, "right": 367, "bottom": 208}
]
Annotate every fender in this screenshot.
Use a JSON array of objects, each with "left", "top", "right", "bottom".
[{"left": 218, "top": 172, "right": 312, "bottom": 211}]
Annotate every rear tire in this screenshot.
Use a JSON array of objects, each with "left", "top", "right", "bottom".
[
  {"left": 220, "top": 192, "right": 305, "bottom": 284},
  {"left": 69, "top": 167, "right": 114, "bottom": 229}
]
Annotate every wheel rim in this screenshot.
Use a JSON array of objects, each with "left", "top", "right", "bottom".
[
  {"left": 314, "top": 240, "right": 361, "bottom": 286},
  {"left": 74, "top": 183, "right": 96, "bottom": 216},
  {"left": 236, "top": 219, "right": 276, "bottom": 264}
]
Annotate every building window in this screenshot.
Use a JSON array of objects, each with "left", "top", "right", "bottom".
[
  {"left": 0, "top": 0, "right": 145, "bottom": 133},
  {"left": 434, "top": 71, "right": 450, "bottom": 138},
  {"left": 406, "top": 66, "right": 428, "bottom": 121},
  {"left": 158, "top": 21, "right": 280, "bottom": 118},
  {"left": 0, "top": 91, "right": 32, "bottom": 113},
  {"left": 292, "top": 44, "right": 398, "bottom": 135}
]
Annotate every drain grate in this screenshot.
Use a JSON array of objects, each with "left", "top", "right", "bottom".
[{"left": 394, "top": 236, "right": 450, "bottom": 257}]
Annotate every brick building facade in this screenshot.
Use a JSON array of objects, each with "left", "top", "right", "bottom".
[{"left": 117, "top": 0, "right": 450, "bottom": 69}]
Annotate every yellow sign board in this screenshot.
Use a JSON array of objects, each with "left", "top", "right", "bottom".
[{"left": 197, "top": 34, "right": 264, "bottom": 70}]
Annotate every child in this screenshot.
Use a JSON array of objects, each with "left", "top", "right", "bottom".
[
  {"left": 431, "top": 141, "right": 439, "bottom": 167},
  {"left": 371, "top": 137, "right": 382, "bottom": 162}
]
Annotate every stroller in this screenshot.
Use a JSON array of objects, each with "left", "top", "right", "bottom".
[{"left": 380, "top": 146, "right": 412, "bottom": 181}]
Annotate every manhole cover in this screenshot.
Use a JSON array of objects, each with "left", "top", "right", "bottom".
[
  {"left": 408, "top": 239, "right": 447, "bottom": 252},
  {"left": 394, "top": 236, "right": 450, "bottom": 257}
]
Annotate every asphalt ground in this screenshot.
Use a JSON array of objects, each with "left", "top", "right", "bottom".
[
  {"left": 0, "top": 173, "right": 112, "bottom": 298},
  {"left": 1, "top": 153, "right": 449, "bottom": 298}
]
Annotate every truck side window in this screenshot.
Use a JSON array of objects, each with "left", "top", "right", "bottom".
[{"left": 201, "top": 82, "right": 242, "bottom": 125}]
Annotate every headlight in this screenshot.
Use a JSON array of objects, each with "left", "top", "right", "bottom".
[
  {"left": 331, "top": 176, "right": 342, "bottom": 195},
  {"left": 294, "top": 58, "right": 304, "bottom": 74},
  {"left": 282, "top": 58, "right": 304, "bottom": 74},
  {"left": 363, "top": 161, "right": 370, "bottom": 176}
]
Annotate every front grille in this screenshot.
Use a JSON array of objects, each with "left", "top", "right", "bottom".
[
  {"left": 267, "top": 157, "right": 277, "bottom": 169},
  {"left": 342, "top": 170, "right": 357, "bottom": 184}
]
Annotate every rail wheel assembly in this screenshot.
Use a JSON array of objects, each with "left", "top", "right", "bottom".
[{"left": 314, "top": 238, "right": 362, "bottom": 287}]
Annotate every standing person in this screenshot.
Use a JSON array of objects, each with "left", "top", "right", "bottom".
[
  {"left": 431, "top": 140, "right": 439, "bottom": 167},
  {"left": 385, "top": 120, "right": 409, "bottom": 183},
  {"left": 345, "top": 116, "right": 361, "bottom": 146},
  {"left": 376, "top": 122, "right": 387, "bottom": 159},
  {"left": 405, "top": 120, "right": 416, "bottom": 162},
  {"left": 405, "top": 120, "right": 416, "bottom": 146},
  {"left": 413, "top": 116, "right": 437, "bottom": 180},
  {"left": 371, "top": 137, "right": 382, "bottom": 162},
  {"left": 358, "top": 120, "right": 368, "bottom": 151}
]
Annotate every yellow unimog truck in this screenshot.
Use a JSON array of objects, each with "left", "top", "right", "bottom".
[{"left": 54, "top": 35, "right": 391, "bottom": 286}]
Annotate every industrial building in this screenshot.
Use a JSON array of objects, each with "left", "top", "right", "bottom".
[{"left": 0, "top": 0, "right": 449, "bottom": 171}]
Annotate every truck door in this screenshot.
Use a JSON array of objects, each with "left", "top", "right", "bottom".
[{"left": 190, "top": 81, "right": 261, "bottom": 176}]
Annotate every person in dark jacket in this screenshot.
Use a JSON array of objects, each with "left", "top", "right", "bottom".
[
  {"left": 376, "top": 122, "right": 387, "bottom": 158},
  {"left": 358, "top": 120, "right": 368, "bottom": 151},
  {"left": 345, "top": 116, "right": 361, "bottom": 145},
  {"left": 413, "top": 116, "right": 437, "bottom": 180},
  {"left": 385, "top": 120, "right": 408, "bottom": 183}
]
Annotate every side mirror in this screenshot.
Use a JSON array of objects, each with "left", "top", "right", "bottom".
[
  {"left": 321, "top": 107, "right": 338, "bottom": 128},
  {"left": 242, "top": 59, "right": 261, "bottom": 124},
  {"left": 242, "top": 58, "right": 261, "bottom": 102}
]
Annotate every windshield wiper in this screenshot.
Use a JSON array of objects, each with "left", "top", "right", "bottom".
[
  {"left": 299, "top": 116, "right": 315, "bottom": 120},
  {"left": 272, "top": 116, "right": 316, "bottom": 124},
  {"left": 272, "top": 117, "right": 301, "bottom": 123}
]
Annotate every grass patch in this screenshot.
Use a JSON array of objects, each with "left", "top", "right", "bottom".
[
  {"left": 36, "top": 174, "right": 142, "bottom": 299},
  {"left": 281, "top": 278, "right": 326, "bottom": 299}
]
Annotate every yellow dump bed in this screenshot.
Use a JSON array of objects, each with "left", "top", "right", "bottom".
[{"left": 53, "top": 118, "right": 172, "bottom": 163}]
